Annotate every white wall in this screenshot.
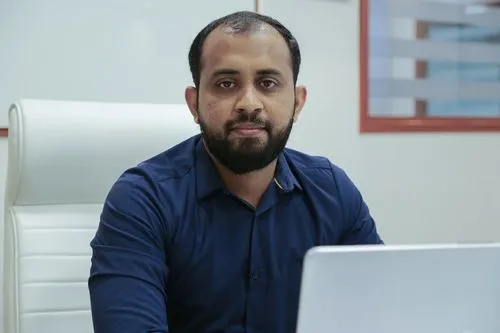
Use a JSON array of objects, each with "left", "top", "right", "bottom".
[{"left": 1, "top": 0, "right": 500, "bottom": 330}]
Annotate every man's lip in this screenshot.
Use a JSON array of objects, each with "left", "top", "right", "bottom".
[
  {"left": 231, "top": 124, "right": 265, "bottom": 130},
  {"left": 231, "top": 127, "right": 265, "bottom": 136}
]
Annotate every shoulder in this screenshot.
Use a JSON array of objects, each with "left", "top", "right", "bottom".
[
  {"left": 115, "top": 134, "right": 198, "bottom": 187},
  {"left": 283, "top": 148, "right": 382, "bottom": 245},
  {"left": 104, "top": 135, "right": 199, "bottom": 216},
  {"left": 283, "top": 147, "right": 354, "bottom": 190},
  {"left": 282, "top": 147, "right": 331, "bottom": 170},
  {"left": 282, "top": 147, "right": 364, "bottom": 218},
  {"left": 132, "top": 135, "right": 199, "bottom": 184}
]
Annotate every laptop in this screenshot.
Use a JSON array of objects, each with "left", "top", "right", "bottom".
[{"left": 296, "top": 243, "right": 500, "bottom": 333}]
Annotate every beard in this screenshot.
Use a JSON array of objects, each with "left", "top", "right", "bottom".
[{"left": 199, "top": 111, "right": 294, "bottom": 175}]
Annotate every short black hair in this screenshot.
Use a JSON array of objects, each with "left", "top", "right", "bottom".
[{"left": 188, "top": 11, "right": 301, "bottom": 88}]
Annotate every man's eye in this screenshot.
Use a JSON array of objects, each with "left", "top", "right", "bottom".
[
  {"left": 261, "top": 80, "right": 277, "bottom": 89},
  {"left": 218, "top": 81, "right": 236, "bottom": 89}
]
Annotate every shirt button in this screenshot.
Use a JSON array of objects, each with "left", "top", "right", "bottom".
[{"left": 250, "top": 271, "right": 260, "bottom": 281}]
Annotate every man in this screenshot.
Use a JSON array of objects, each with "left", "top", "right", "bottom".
[{"left": 88, "top": 10, "right": 383, "bottom": 333}]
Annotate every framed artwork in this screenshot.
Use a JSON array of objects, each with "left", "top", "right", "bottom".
[{"left": 360, "top": 0, "right": 500, "bottom": 132}]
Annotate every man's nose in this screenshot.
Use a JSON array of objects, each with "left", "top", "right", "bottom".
[{"left": 235, "top": 86, "right": 263, "bottom": 113}]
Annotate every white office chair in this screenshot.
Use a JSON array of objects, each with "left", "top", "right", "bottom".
[{"left": 2, "top": 99, "right": 199, "bottom": 333}]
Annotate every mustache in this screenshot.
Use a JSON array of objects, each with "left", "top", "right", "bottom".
[{"left": 225, "top": 113, "right": 270, "bottom": 131}]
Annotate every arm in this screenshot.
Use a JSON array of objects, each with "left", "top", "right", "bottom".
[
  {"left": 331, "top": 164, "right": 384, "bottom": 245},
  {"left": 88, "top": 174, "right": 169, "bottom": 333}
]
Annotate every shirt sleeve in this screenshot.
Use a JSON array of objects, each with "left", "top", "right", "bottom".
[
  {"left": 331, "top": 164, "right": 384, "bottom": 245},
  {"left": 88, "top": 173, "right": 169, "bottom": 333}
]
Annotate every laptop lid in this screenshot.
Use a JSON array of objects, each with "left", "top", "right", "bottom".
[{"left": 296, "top": 243, "right": 500, "bottom": 333}]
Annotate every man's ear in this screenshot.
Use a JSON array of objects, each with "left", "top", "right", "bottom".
[
  {"left": 185, "top": 86, "right": 199, "bottom": 124},
  {"left": 293, "top": 85, "right": 307, "bottom": 122}
]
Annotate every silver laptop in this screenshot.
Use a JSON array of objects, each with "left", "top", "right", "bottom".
[{"left": 296, "top": 243, "right": 500, "bottom": 333}]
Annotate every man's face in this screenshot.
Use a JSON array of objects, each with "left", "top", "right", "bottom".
[{"left": 186, "top": 25, "right": 306, "bottom": 174}]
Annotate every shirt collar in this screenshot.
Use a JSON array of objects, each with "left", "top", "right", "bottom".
[
  {"left": 195, "top": 137, "right": 225, "bottom": 200},
  {"left": 274, "top": 152, "right": 303, "bottom": 193},
  {"left": 195, "top": 137, "right": 302, "bottom": 200}
]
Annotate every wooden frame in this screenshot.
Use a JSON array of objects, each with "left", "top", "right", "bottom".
[
  {"left": 255, "top": 0, "right": 262, "bottom": 13},
  {"left": 359, "top": 0, "right": 500, "bottom": 133}
]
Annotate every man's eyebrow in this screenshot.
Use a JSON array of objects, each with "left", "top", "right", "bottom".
[
  {"left": 211, "top": 68, "right": 239, "bottom": 78},
  {"left": 256, "top": 68, "right": 284, "bottom": 77},
  {"left": 210, "top": 68, "right": 284, "bottom": 79}
]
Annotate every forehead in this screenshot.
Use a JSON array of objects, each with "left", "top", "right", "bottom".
[{"left": 200, "top": 25, "right": 292, "bottom": 78}]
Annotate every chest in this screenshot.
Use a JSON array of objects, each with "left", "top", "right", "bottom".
[{"left": 165, "top": 190, "right": 342, "bottom": 291}]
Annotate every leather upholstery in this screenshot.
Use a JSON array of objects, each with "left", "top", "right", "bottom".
[{"left": 3, "top": 99, "right": 198, "bottom": 333}]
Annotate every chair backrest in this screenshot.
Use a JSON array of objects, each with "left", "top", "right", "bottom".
[{"left": 2, "top": 99, "right": 199, "bottom": 333}]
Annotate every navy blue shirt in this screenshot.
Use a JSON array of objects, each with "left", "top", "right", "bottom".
[{"left": 89, "top": 134, "right": 383, "bottom": 333}]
